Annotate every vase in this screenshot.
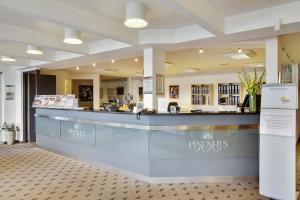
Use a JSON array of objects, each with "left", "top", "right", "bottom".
[
  {"left": 249, "top": 95, "right": 257, "bottom": 113},
  {"left": 3, "top": 130, "right": 15, "bottom": 145}
]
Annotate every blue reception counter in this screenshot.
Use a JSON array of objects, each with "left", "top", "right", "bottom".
[{"left": 35, "top": 108, "right": 260, "bottom": 182}]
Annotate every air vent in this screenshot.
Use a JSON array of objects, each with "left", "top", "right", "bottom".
[{"left": 223, "top": 50, "right": 256, "bottom": 60}]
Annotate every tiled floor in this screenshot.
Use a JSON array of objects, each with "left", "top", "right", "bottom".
[{"left": 0, "top": 143, "right": 270, "bottom": 200}]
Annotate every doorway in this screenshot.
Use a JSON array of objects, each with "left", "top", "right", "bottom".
[{"left": 23, "top": 70, "right": 56, "bottom": 142}]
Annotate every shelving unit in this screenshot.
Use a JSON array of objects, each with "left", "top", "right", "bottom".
[
  {"left": 191, "top": 84, "right": 214, "bottom": 106},
  {"left": 218, "top": 83, "right": 243, "bottom": 106}
]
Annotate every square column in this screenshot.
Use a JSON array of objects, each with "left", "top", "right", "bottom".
[
  {"left": 93, "top": 75, "right": 100, "bottom": 110},
  {"left": 143, "top": 48, "right": 165, "bottom": 110},
  {"left": 265, "top": 37, "right": 281, "bottom": 83}
]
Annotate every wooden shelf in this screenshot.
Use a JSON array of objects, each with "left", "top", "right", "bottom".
[
  {"left": 191, "top": 84, "right": 214, "bottom": 106},
  {"left": 218, "top": 83, "right": 243, "bottom": 106}
]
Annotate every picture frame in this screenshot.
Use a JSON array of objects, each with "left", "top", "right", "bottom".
[
  {"left": 156, "top": 74, "right": 164, "bottom": 95},
  {"left": 169, "top": 85, "right": 179, "bottom": 99},
  {"left": 78, "top": 85, "right": 93, "bottom": 101},
  {"left": 117, "top": 87, "right": 124, "bottom": 95}
]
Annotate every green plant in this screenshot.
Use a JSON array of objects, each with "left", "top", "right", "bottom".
[
  {"left": 238, "top": 67, "right": 266, "bottom": 95},
  {"left": 0, "top": 122, "right": 19, "bottom": 132}
]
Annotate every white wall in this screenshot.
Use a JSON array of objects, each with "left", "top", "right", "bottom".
[
  {"left": 0, "top": 66, "right": 22, "bottom": 141},
  {"left": 132, "top": 72, "right": 255, "bottom": 112},
  {"left": 100, "top": 79, "right": 129, "bottom": 105}
]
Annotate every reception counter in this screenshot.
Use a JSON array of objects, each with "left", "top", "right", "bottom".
[{"left": 35, "top": 108, "right": 260, "bottom": 182}]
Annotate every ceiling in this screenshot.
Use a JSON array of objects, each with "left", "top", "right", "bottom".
[
  {"left": 210, "top": 0, "right": 299, "bottom": 16},
  {"left": 59, "top": 48, "right": 265, "bottom": 77},
  {"left": 0, "top": 0, "right": 299, "bottom": 73}
]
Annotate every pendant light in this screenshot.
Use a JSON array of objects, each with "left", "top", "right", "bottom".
[
  {"left": 1, "top": 55, "right": 16, "bottom": 62},
  {"left": 26, "top": 45, "right": 43, "bottom": 55},
  {"left": 124, "top": 1, "right": 148, "bottom": 29},
  {"left": 63, "top": 27, "right": 82, "bottom": 45}
]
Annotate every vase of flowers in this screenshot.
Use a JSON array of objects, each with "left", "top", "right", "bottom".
[
  {"left": 1, "top": 122, "right": 19, "bottom": 145},
  {"left": 238, "top": 68, "right": 265, "bottom": 112}
]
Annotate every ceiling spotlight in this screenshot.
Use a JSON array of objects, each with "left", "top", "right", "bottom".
[
  {"left": 26, "top": 45, "right": 43, "bottom": 55},
  {"left": 111, "top": 59, "right": 115, "bottom": 63},
  {"left": 198, "top": 48, "right": 204, "bottom": 54},
  {"left": 134, "top": 58, "right": 139, "bottom": 62},
  {"left": 93, "top": 63, "right": 96, "bottom": 67},
  {"left": 76, "top": 66, "right": 80, "bottom": 70},
  {"left": 1, "top": 55, "right": 16, "bottom": 62},
  {"left": 238, "top": 48, "right": 243, "bottom": 53},
  {"left": 124, "top": 2, "right": 148, "bottom": 29},
  {"left": 63, "top": 27, "right": 82, "bottom": 45}
]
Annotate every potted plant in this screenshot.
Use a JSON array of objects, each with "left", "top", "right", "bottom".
[
  {"left": 238, "top": 67, "right": 266, "bottom": 112},
  {"left": 1, "top": 122, "right": 19, "bottom": 145}
]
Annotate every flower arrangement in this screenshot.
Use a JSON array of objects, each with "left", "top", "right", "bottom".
[
  {"left": 238, "top": 67, "right": 265, "bottom": 112},
  {"left": 1, "top": 122, "right": 19, "bottom": 145},
  {"left": 238, "top": 67, "right": 265, "bottom": 96},
  {"left": 1, "top": 122, "right": 19, "bottom": 132}
]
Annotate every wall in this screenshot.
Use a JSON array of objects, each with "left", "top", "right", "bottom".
[
  {"left": 72, "top": 79, "right": 93, "bottom": 108},
  {"left": 131, "top": 72, "right": 263, "bottom": 112},
  {"left": 0, "top": 66, "right": 22, "bottom": 141},
  {"left": 40, "top": 69, "right": 70, "bottom": 95},
  {"left": 100, "top": 78, "right": 128, "bottom": 105}
]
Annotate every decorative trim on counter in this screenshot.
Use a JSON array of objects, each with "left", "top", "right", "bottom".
[{"left": 35, "top": 114, "right": 259, "bottom": 131}]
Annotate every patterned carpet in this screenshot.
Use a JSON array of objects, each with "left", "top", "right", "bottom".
[{"left": 0, "top": 143, "right": 269, "bottom": 200}]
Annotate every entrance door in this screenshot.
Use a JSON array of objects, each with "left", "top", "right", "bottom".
[{"left": 23, "top": 70, "right": 56, "bottom": 142}]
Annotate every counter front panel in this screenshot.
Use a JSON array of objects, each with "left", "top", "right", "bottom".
[{"left": 35, "top": 108, "right": 260, "bottom": 181}]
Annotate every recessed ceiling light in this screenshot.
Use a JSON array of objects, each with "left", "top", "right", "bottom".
[
  {"left": 93, "top": 63, "right": 96, "bottom": 67},
  {"left": 223, "top": 50, "right": 256, "bottom": 60},
  {"left": 238, "top": 48, "right": 243, "bottom": 53},
  {"left": 1, "top": 55, "right": 16, "bottom": 62},
  {"left": 26, "top": 45, "right": 43, "bottom": 55},
  {"left": 134, "top": 58, "right": 139, "bottom": 62},
  {"left": 184, "top": 68, "right": 201, "bottom": 73},
  {"left": 198, "top": 48, "right": 204, "bottom": 54},
  {"left": 124, "top": 2, "right": 148, "bottom": 29},
  {"left": 111, "top": 59, "right": 115, "bottom": 63},
  {"left": 76, "top": 67, "right": 80, "bottom": 70},
  {"left": 64, "top": 27, "right": 82, "bottom": 45}
]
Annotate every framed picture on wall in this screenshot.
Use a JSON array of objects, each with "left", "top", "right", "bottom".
[
  {"left": 78, "top": 85, "right": 93, "bottom": 101},
  {"left": 117, "top": 87, "right": 124, "bottom": 95},
  {"left": 156, "top": 74, "right": 164, "bottom": 95},
  {"left": 169, "top": 85, "right": 179, "bottom": 99},
  {"left": 138, "top": 87, "right": 143, "bottom": 95}
]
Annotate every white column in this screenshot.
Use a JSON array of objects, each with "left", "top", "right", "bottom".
[
  {"left": 127, "top": 77, "right": 133, "bottom": 95},
  {"left": 265, "top": 37, "right": 281, "bottom": 83},
  {"left": 93, "top": 75, "right": 100, "bottom": 110},
  {"left": 143, "top": 48, "right": 165, "bottom": 110}
]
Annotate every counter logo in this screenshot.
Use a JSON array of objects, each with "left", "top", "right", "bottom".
[
  {"left": 68, "top": 124, "right": 86, "bottom": 137},
  {"left": 188, "top": 133, "right": 229, "bottom": 152}
]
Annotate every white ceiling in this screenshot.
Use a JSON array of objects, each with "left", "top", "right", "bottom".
[
  {"left": 56, "top": 48, "right": 265, "bottom": 77},
  {"left": 0, "top": 0, "right": 299, "bottom": 73},
  {"left": 210, "top": 0, "right": 299, "bottom": 16}
]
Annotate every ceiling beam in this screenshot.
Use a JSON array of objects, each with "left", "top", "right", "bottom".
[
  {"left": 0, "top": 42, "right": 55, "bottom": 62},
  {"left": 161, "top": 0, "right": 224, "bottom": 36},
  {"left": 225, "top": 1, "right": 300, "bottom": 34},
  {"left": 0, "top": 22, "right": 88, "bottom": 55},
  {"left": 0, "top": 0, "right": 139, "bottom": 45}
]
